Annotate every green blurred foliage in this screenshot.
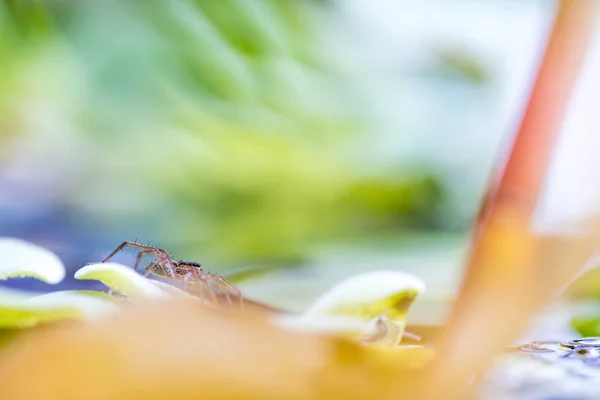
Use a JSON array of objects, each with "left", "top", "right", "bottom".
[
  {"left": 427, "top": 47, "right": 491, "bottom": 84},
  {"left": 564, "top": 266, "right": 600, "bottom": 300},
  {"left": 0, "top": 0, "right": 479, "bottom": 267},
  {"left": 571, "top": 315, "right": 600, "bottom": 337}
]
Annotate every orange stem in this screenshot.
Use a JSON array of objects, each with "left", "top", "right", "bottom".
[{"left": 426, "top": 0, "right": 600, "bottom": 394}]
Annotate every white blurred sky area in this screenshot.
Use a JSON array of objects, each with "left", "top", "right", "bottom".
[
  {"left": 337, "top": 0, "right": 600, "bottom": 232},
  {"left": 535, "top": 5, "right": 600, "bottom": 232}
]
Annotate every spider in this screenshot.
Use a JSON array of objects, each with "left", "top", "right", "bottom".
[{"left": 101, "top": 241, "right": 243, "bottom": 307}]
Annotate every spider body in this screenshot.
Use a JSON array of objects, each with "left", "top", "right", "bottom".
[{"left": 101, "top": 241, "right": 243, "bottom": 307}]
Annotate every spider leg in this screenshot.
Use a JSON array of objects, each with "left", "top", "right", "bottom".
[
  {"left": 213, "top": 274, "right": 243, "bottom": 308},
  {"left": 192, "top": 267, "right": 220, "bottom": 306},
  {"left": 198, "top": 276, "right": 219, "bottom": 305},
  {"left": 182, "top": 272, "right": 194, "bottom": 293},
  {"left": 182, "top": 277, "right": 205, "bottom": 303},
  {"left": 143, "top": 261, "right": 160, "bottom": 278},
  {"left": 157, "top": 251, "right": 178, "bottom": 280},
  {"left": 102, "top": 241, "right": 158, "bottom": 263},
  {"left": 196, "top": 281, "right": 212, "bottom": 305},
  {"left": 133, "top": 250, "right": 157, "bottom": 273},
  {"left": 198, "top": 281, "right": 205, "bottom": 304},
  {"left": 211, "top": 277, "right": 232, "bottom": 306},
  {"left": 147, "top": 254, "right": 177, "bottom": 279},
  {"left": 402, "top": 331, "right": 422, "bottom": 342},
  {"left": 190, "top": 269, "right": 208, "bottom": 304}
]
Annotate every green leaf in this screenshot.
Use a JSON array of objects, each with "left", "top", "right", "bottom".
[
  {"left": 0, "top": 237, "right": 65, "bottom": 284},
  {"left": 74, "top": 262, "right": 171, "bottom": 299}
]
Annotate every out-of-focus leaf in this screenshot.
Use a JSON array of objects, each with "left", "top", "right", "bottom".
[
  {"left": 0, "top": 237, "right": 65, "bottom": 284},
  {"left": 74, "top": 263, "right": 169, "bottom": 299},
  {"left": 0, "top": 299, "right": 434, "bottom": 399},
  {"left": 571, "top": 315, "right": 600, "bottom": 337},
  {"left": 564, "top": 265, "right": 600, "bottom": 299},
  {"left": 425, "top": 46, "right": 491, "bottom": 84}
]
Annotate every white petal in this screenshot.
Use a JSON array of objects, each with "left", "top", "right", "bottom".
[
  {"left": 0, "top": 237, "right": 65, "bottom": 284},
  {"left": 294, "top": 271, "right": 425, "bottom": 346},
  {"left": 74, "top": 263, "right": 169, "bottom": 299},
  {"left": 0, "top": 288, "right": 117, "bottom": 328},
  {"left": 25, "top": 291, "right": 119, "bottom": 322}
]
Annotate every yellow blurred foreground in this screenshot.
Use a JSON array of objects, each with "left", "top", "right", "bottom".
[{"left": 0, "top": 299, "right": 434, "bottom": 400}]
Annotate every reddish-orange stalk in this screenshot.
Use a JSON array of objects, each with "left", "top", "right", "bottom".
[{"left": 425, "top": 1, "right": 600, "bottom": 395}]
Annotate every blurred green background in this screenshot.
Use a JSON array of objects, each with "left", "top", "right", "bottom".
[
  {"left": 0, "top": 1, "right": 552, "bottom": 302},
  {"left": 7, "top": 0, "right": 600, "bottom": 347}
]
